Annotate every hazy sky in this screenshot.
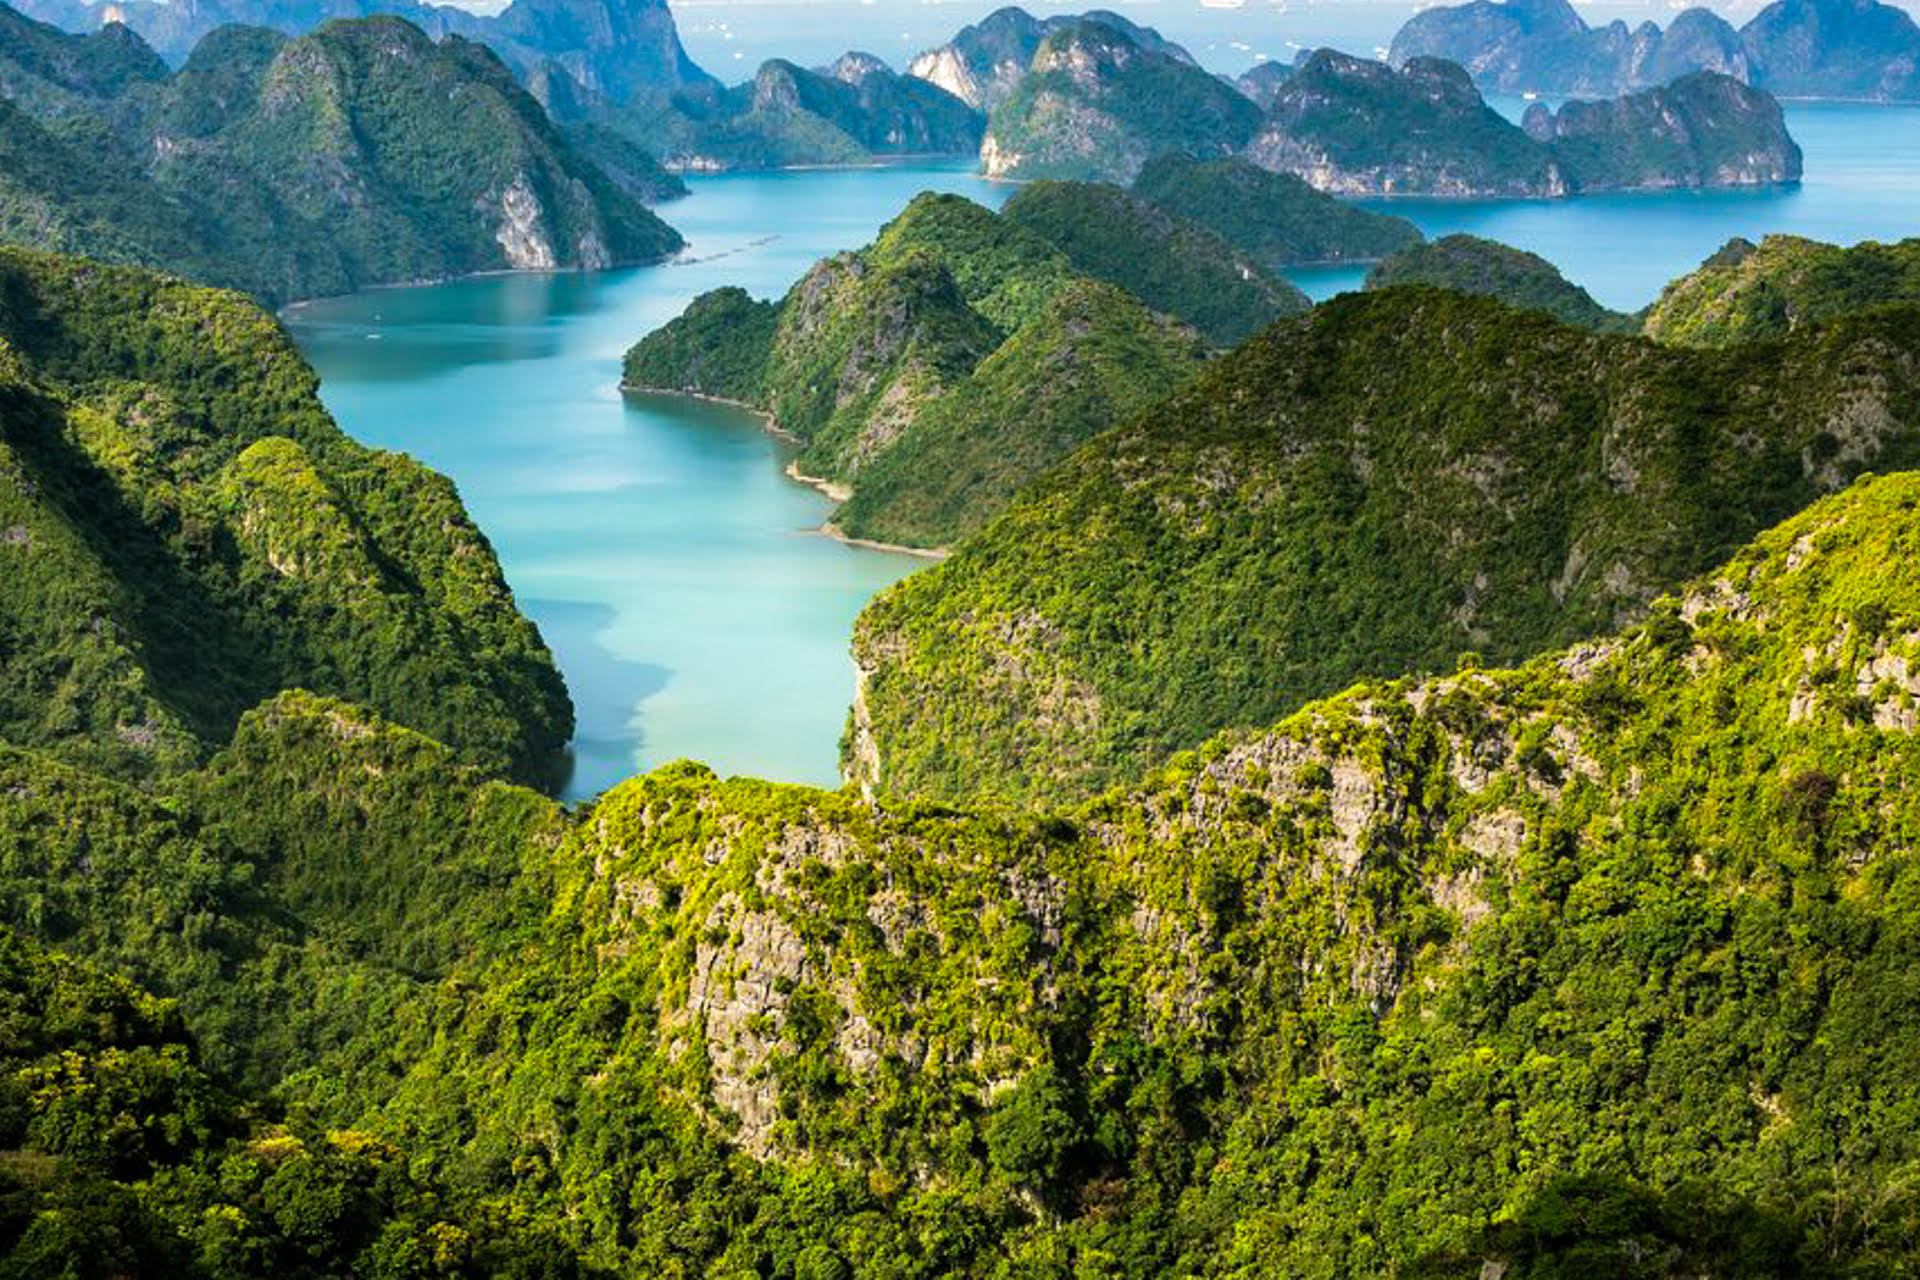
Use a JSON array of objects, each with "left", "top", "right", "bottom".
[
  {"left": 656, "top": 0, "right": 1828, "bottom": 79},
  {"left": 434, "top": 0, "right": 1919, "bottom": 79}
]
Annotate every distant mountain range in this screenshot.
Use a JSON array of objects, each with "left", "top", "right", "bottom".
[
  {"left": 0, "top": 3, "right": 682, "bottom": 302},
  {"left": 1390, "top": 0, "right": 1920, "bottom": 100},
  {"left": 3, "top": 0, "right": 1847, "bottom": 191},
  {"left": 976, "top": 32, "right": 1800, "bottom": 195},
  {"left": 13, "top": 0, "right": 716, "bottom": 97}
]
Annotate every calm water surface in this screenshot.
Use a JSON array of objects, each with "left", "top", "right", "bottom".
[
  {"left": 287, "top": 107, "right": 1920, "bottom": 799},
  {"left": 1291, "top": 102, "right": 1920, "bottom": 305},
  {"left": 286, "top": 164, "right": 1006, "bottom": 799}
]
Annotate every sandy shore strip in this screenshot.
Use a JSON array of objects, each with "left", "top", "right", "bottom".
[
  {"left": 820, "top": 521, "right": 950, "bottom": 560},
  {"left": 625, "top": 384, "right": 949, "bottom": 560}
]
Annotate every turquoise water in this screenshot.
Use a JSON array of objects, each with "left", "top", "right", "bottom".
[
  {"left": 285, "top": 163, "right": 1006, "bottom": 800},
  {"left": 1289, "top": 102, "right": 1920, "bottom": 307},
  {"left": 287, "top": 108, "right": 1920, "bottom": 800}
]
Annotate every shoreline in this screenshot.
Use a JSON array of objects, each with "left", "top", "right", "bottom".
[
  {"left": 821, "top": 521, "right": 951, "bottom": 561},
  {"left": 623, "top": 384, "right": 947, "bottom": 560},
  {"left": 783, "top": 459, "right": 852, "bottom": 503},
  {"left": 278, "top": 244, "right": 688, "bottom": 314}
]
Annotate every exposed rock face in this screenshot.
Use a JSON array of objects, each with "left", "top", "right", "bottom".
[
  {"left": 979, "top": 18, "right": 1260, "bottom": 181},
  {"left": 1233, "top": 58, "right": 1293, "bottom": 108},
  {"left": 0, "top": 13, "right": 682, "bottom": 301},
  {"left": 1527, "top": 71, "right": 1802, "bottom": 189},
  {"left": 1389, "top": 0, "right": 1748, "bottom": 95},
  {"left": 13, "top": 0, "right": 720, "bottom": 99},
  {"left": 1742, "top": 0, "right": 1920, "bottom": 100},
  {"left": 491, "top": 173, "right": 558, "bottom": 269},
  {"left": 1247, "top": 51, "right": 1797, "bottom": 196},
  {"left": 479, "top": 0, "right": 715, "bottom": 101},
  {"left": 1388, "top": 0, "right": 1920, "bottom": 100},
  {"left": 626, "top": 51, "right": 983, "bottom": 171},
  {"left": 906, "top": 5, "right": 1197, "bottom": 111},
  {"left": 1247, "top": 52, "right": 1569, "bottom": 196}
]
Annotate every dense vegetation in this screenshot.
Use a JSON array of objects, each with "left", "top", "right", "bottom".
[
  {"left": 905, "top": 5, "right": 1200, "bottom": 112},
  {"left": 8, "top": 467, "right": 1920, "bottom": 1274},
  {"left": 599, "top": 52, "right": 984, "bottom": 173},
  {"left": 1367, "top": 234, "right": 1633, "bottom": 330},
  {"left": 981, "top": 18, "right": 1262, "bottom": 181},
  {"left": 1645, "top": 233, "right": 1920, "bottom": 347},
  {"left": 0, "top": 8, "right": 683, "bottom": 303},
  {"left": 0, "top": 246, "right": 571, "bottom": 784},
  {"left": 626, "top": 191, "right": 1224, "bottom": 548},
  {"left": 1248, "top": 50, "right": 1797, "bottom": 196},
  {"left": 1000, "top": 181, "right": 1307, "bottom": 347},
  {"left": 1130, "top": 154, "right": 1423, "bottom": 266},
  {"left": 852, "top": 288, "right": 1920, "bottom": 806},
  {"left": 1389, "top": 0, "right": 1920, "bottom": 101},
  {"left": 1525, "top": 70, "right": 1801, "bottom": 191},
  {"left": 15, "top": 0, "right": 719, "bottom": 100},
  {"left": 831, "top": 280, "right": 1207, "bottom": 548}
]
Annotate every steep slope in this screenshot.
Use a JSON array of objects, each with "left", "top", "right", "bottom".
[
  {"left": 13, "top": 0, "right": 720, "bottom": 99},
  {"left": 1524, "top": 69, "right": 1802, "bottom": 190},
  {"left": 850, "top": 289, "right": 1920, "bottom": 806},
  {"left": 0, "top": 96, "right": 211, "bottom": 273},
  {"left": 1367, "top": 234, "right": 1633, "bottom": 329},
  {"left": 981, "top": 18, "right": 1261, "bottom": 182},
  {"left": 1743, "top": 0, "right": 1920, "bottom": 99},
  {"left": 475, "top": 0, "right": 716, "bottom": 101},
  {"left": 0, "top": 0, "right": 167, "bottom": 116},
  {"left": 1001, "top": 180, "right": 1308, "bottom": 347},
  {"left": 1131, "top": 153, "right": 1424, "bottom": 266},
  {"left": 148, "top": 16, "right": 683, "bottom": 298},
  {"left": 1248, "top": 51, "right": 1570, "bottom": 196},
  {"left": 0, "top": 10, "right": 684, "bottom": 303},
  {"left": 830, "top": 280, "right": 1208, "bottom": 548},
  {"left": 1389, "top": 0, "right": 1750, "bottom": 95},
  {"left": 1249, "top": 51, "right": 1798, "bottom": 196},
  {"left": 1389, "top": 0, "right": 1920, "bottom": 100},
  {"left": 0, "top": 246, "right": 572, "bottom": 785},
  {"left": 628, "top": 190, "right": 1256, "bottom": 547},
  {"left": 621, "top": 52, "right": 984, "bottom": 171},
  {"left": 1234, "top": 57, "right": 1294, "bottom": 108},
  {"left": 14, "top": 472, "right": 1920, "bottom": 1276},
  {"left": 1645, "top": 233, "right": 1920, "bottom": 346},
  {"left": 907, "top": 4, "right": 1197, "bottom": 111}
]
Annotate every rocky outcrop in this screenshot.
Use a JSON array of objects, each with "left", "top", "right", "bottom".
[
  {"left": 1247, "top": 52, "right": 1569, "bottom": 196},
  {"left": 1388, "top": 0, "right": 1920, "bottom": 100},
  {"left": 1525, "top": 71, "right": 1802, "bottom": 189},
  {"left": 979, "top": 18, "right": 1260, "bottom": 181},
  {"left": 13, "top": 0, "right": 721, "bottom": 99},
  {"left": 0, "top": 13, "right": 683, "bottom": 302},
  {"left": 907, "top": 5, "right": 1197, "bottom": 111},
  {"left": 1247, "top": 51, "right": 1798, "bottom": 197},
  {"left": 623, "top": 51, "right": 983, "bottom": 171},
  {"left": 1388, "top": 0, "right": 1749, "bottom": 96}
]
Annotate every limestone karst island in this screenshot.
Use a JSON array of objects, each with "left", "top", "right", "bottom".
[{"left": 4, "top": 0, "right": 1920, "bottom": 1274}]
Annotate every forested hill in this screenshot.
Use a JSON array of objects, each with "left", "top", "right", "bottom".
[
  {"left": 850, "top": 287, "right": 1920, "bottom": 807},
  {"left": 5, "top": 466, "right": 1920, "bottom": 1275},
  {"left": 1645, "top": 233, "right": 1920, "bottom": 347},
  {"left": 0, "top": 5, "right": 683, "bottom": 303},
  {"left": 0, "top": 245, "right": 571, "bottom": 785},
  {"left": 622, "top": 190, "right": 1281, "bottom": 551}
]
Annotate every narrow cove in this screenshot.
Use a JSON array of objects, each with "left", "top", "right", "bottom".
[{"left": 284, "top": 109, "right": 1920, "bottom": 800}]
